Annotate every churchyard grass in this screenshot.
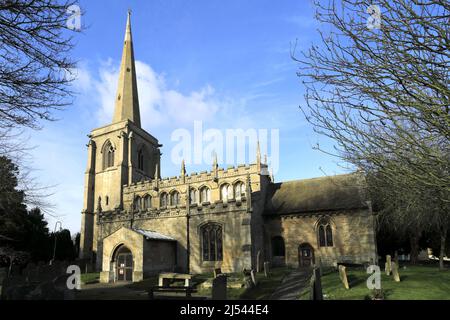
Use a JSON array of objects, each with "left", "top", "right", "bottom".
[
  {"left": 78, "top": 267, "right": 291, "bottom": 299},
  {"left": 299, "top": 264, "right": 450, "bottom": 300},
  {"left": 194, "top": 267, "right": 292, "bottom": 299},
  {"left": 81, "top": 272, "right": 100, "bottom": 284}
]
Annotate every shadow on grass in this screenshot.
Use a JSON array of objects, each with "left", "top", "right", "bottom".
[{"left": 347, "top": 274, "right": 366, "bottom": 287}]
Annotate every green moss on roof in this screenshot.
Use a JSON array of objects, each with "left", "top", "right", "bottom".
[{"left": 264, "top": 173, "right": 368, "bottom": 215}]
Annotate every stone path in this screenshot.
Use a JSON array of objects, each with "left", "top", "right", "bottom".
[{"left": 270, "top": 268, "right": 312, "bottom": 300}]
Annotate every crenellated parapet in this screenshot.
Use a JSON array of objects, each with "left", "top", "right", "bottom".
[{"left": 98, "top": 195, "right": 249, "bottom": 224}]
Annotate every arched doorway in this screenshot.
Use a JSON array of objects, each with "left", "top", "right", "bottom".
[
  {"left": 114, "top": 245, "right": 133, "bottom": 282},
  {"left": 298, "top": 243, "right": 315, "bottom": 267}
]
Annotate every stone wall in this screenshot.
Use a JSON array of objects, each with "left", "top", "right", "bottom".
[
  {"left": 142, "top": 240, "right": 177, "bottom": 277},
  {"left": 264, "top": 209, "right": 377, "bottom": 267}
]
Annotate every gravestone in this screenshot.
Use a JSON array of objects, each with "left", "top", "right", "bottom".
[
  {"left": 394, "top": 251, "right": 399, "bottom": 266},
  {"left": 242, "top": 269, "right": 253, "bottom": 289},
  {"left": 391, "top": 262, "right": 401, "bottom": 282},
  {"left": 0, "top": 267, "right": 7, "bottom": 297},
  {"left": 338, "top": 265, "right": 349, "bottom": 289},
  {"left": 263, "top": 262, "right": 270, "bottom": 278},
  {"left": 385, "top": 255, "right": 392, "bottom": 275},
  {"left": 212, "top": 274, "right": 227, "bottom": 300},
  {"left": 312, "top": 267, "right": 323, "bottom": 300},
  {"left": 256, "top": 251, "right": 261, "bottom": 273},
  {"left": 250, "top": 269, "right": 257, "bottom": 286},
  {"left": 214, "top": 268, "right": 222, "bottom": 278},
  {"left": 317, "top": 257, "right": 323, "bottom": 276},
  {"left": 309, "top": 275, "right": 315, "bottom": 300}
]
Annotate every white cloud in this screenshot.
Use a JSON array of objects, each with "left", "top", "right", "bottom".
[{"left": 86, "top": 59, "right": 220, "bottom": 130}]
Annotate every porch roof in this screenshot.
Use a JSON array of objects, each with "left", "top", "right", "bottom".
[{"left": 131, "top": 228, "right": 176, "bottom": 242}]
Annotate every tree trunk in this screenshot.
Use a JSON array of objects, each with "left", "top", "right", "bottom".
[
  {"left": 439, "top": 229, "right": 447, "bottom": 271},
  {"left": 410, "top": 233, "right": 420, "bottom": 265},
  {"left": 7, "top": 258, "right": 13, "bottom": 278}
]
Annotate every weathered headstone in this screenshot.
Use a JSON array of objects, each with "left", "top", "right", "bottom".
[
  {"left": 263, "top": 262, "right": 270, "bottom": 278},
  {"left": 0, "top": 267, "right": 7, "bottom": 298},
  {"left": 309, "top": 275, "right": 315, "bottom": 300},
  {"left": 312, "top": 267, "right": 323, "bottom": 300},
  {"left": 391, "top": 262, "right": 401, "bottom": 282},
  {"left": 212, "top": 274, "right": 227, "bottom": 300},
  {"left": 250, "top": 269, "right": 257, "bottom": 286},
  {"left": 214, "top": 268, "right": 222, "bottom": 278},
  {"left": 256, "top": 251, "right": 261, "bottom": 273},
  {"left": 317, "top": 257, "right": 323, "bottom": 276},
  {"left": 338, "top": 265, "right": 349, "bottom": 290},
  {"left": 385, "top": 255, "right": 391, "bottom": 275},
  {"left": 394, "top": 251, "right": 399, "bottom": 266},
  {"left": 242, "top": 269, "right": 253, "bottom": 289}
]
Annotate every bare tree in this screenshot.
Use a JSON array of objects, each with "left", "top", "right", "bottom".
[
  {"left": 0, "top": 1, "right": 82, "bottom": 213},
  {"left": 0, "top": 0, "right": 82, "bottom": 129},
  {"left": 294, "top": 0, "right": 449, "bottom": 269}
]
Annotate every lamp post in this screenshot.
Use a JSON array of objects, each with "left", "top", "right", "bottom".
[{"left": 49, "top": 221, "right": 62, "bottom": 265}]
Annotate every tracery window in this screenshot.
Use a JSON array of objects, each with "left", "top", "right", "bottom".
[
  {"left": 318, "top": 218, "right": 333, "bottom": 247},
  {"left": 234, "top": 181, "right": 245, "bottom": 198},
  {"left": 103, "top": 141, "right": 115, "bottom": 169},
  {"left": 220, "top": 184, "right": 233, "bottom": 201},
  {"left": 200, "top": 186, "right": 211, "bottom": 203},
  {"left": 143, "top": 195, "right": 151, "bottom": 210},
  {"left": 201, "top": 223, "right": 223, "bottom": 261},
  {"left": 160, "top": 192, "right": 168, "bottom": 208},
  {"left": 170, "top": 191, "right": 180, "bottom": 206}
]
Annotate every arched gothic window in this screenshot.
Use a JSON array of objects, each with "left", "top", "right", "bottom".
[
  {"left": 190, "top": 188, "right": 198, "bottom": 204},
  {"left": 200, "top": 187, "right": 211, "bottom": 203},
  {"left": 318, "top": 218, "right": 334, "bottom": 247},
  {"left": 103, "top": 141, "right": 115, "bottom": 169},
  {"left": 138, "top": 148, "right": 144, "bottom": 171},
  {"left": 170, "top": 191, "right": 180, "bottom": 206},
  {"left": 143, "top": 195, "right": 151, "bottom": 210},
  {"left": 160, "top": 192, "right": 168, "bottom": 208},
  {"left": 201, "top": 223, "right": 223, "bottom": 261},
  {"left": 133, "top": 196, "right": 141, "bottom": 211},
  {"left": 234, "top": 181, "right": 245, "bottom": 198},
  {"left": 220, "top": 184, "right": 233, "bottom": 201},
  {"left": 271, "top": 236, "right": 285, "bottom": 256}
]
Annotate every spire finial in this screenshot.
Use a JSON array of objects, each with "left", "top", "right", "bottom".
[
  {"left": 125, "top": 10, "right": 132, "bottom": 42},
  {"left": 181, "top": 159, "right": 186, "bottom": 176},
  {"left": 256, "top": 140, "right": 261, "bottom": 164}
]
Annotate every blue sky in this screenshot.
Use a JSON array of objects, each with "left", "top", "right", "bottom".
[{"left": 27, "top": 0, "right": 351, "bottom": 234}]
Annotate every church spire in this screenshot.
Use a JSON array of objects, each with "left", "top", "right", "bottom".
[{"left": 112, "top": 11, "right": 141, "bottom": 127}]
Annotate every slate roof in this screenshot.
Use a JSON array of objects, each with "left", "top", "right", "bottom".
[
  {"left": 264, "top": 173, "right": 368, "bottom": 215},
  {"left": 132, "top": 228, "right": 176, "bottom": 241}
]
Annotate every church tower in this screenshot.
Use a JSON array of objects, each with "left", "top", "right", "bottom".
[{"left": 79, "top": 12, "right": 161, "bottom": 265}]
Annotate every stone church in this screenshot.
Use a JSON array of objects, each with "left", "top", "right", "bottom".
[{"left": 79, "top": 13, "right": 377, "bottom": 283}]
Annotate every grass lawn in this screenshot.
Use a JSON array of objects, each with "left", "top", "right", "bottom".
[
  {"left": 79, "top": 267, "right": 292, "bottom": 299},
  {"left": 299, "top": 264, "right": 450, "bottom": 300},
  {"left": 193, "top": 267, "right": 292, "bottom": 299},
  {"left": 81, "top": 272, "right": 100, "bottom": 284}
]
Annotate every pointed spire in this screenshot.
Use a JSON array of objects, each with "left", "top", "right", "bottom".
[{"left": 112, "top": 11, "right": 141, "bottom": 127}]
